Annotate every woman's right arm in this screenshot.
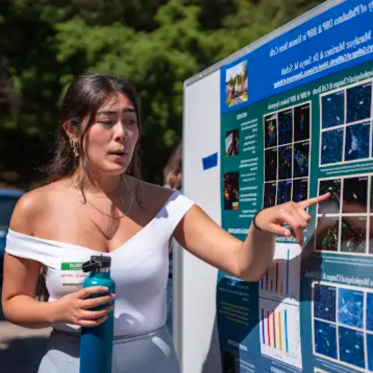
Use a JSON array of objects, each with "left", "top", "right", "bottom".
[
  {"left": 2, "top": 191, "right": 114, "bottom": 329},
  {"left": 2, "top": 254, "right": 114, "bottom": 329},
  {"left": 2, "top": 253, "right": 57, "bottom": 328}
]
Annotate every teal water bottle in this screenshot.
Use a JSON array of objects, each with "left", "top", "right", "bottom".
[{"left": 80, "top": 255, "right": 116, "bottom": 373}]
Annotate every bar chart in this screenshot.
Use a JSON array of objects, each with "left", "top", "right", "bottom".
[
  {"left": 259, "top": 298, "right": 303, "bottom": 369},
  {"left": 259, "top": 244, "right": 301, "bottom": 305}
]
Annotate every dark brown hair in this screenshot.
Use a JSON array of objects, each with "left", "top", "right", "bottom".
[
  {"left": 38, "top": 73, "right": 143, "bottom": 300},
  {"left": 48, "top": 72, "right": 142, "bottom": 184},
  {"left": 163, "top": 142, "right": 182, "bottom": 190}
]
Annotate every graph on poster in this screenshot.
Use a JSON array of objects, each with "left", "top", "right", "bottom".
[
  {"left": 259, "top": 298, "right": 303, "bottom": 369},
  {"left": 260, "top": 244, "right": 301, "bottom": 305}
]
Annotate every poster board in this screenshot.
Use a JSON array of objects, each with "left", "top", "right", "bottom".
[{"left": 178, "top": 1, "right": 373, "bottom": 372}]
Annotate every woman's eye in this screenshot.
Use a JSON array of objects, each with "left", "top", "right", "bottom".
[
  {"left": 126, "top": 119, "right": 137, "bottom": 126},
  {"left": 101, "top": 121, "right": 113, "bottom": 126}
]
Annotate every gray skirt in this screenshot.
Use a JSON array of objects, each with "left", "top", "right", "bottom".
[{"left": 38, "top": 327, "right": 180, "bottom": 373}]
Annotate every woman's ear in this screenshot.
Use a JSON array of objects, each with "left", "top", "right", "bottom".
[{"left": 63, "top": 120, "right": 79, "bottom": 142}]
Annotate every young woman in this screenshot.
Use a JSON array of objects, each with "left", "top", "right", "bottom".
[{"left": 2, "top": 73, "right": 328, "bottom": 373}]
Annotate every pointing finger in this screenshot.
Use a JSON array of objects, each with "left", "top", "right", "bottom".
[
  {"left": 298, "top": 193, "right": 330, "bottom": 209},
  {"left": 278, "top": 211, "right": 305, "bottom": 245}
]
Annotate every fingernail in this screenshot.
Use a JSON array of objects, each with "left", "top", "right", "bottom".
[{"left": 102, "top": 287, "right": 109, "bottom": 291}]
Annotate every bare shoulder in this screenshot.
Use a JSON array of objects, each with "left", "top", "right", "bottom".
[
  {"left": 9, "top": 182, "right": 63, "bottom": 235},
  {"left": 133, "top": 177, "right": 175, "bottom": 210}
]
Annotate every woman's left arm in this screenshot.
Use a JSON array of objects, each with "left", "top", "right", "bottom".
[{"left": 173, "top": 194, "right": 329, "bottom": 282}]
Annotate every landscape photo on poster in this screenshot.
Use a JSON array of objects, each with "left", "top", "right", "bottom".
[{"left": 225, "top": 60, "right": 248, "bottom": 108}]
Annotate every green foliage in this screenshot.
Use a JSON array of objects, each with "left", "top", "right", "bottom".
[{"left": 0, "top": 0, "right": 325, "bottom": 185}]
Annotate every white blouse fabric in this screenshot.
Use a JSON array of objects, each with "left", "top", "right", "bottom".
[{"left": 5, "top": 190, "right": 194, "bottom": 337}]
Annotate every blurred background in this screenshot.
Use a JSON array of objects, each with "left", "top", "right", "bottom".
[
  {"left": 0, "top": 0, "right": 323, "bottom": 189},
  {"left": 0, "top": 0, "right": 324, "bottom": 372}
]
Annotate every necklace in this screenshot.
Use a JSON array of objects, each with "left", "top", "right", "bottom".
[{"left": 70, "top": 175, "right": 134, "bottom": 220}]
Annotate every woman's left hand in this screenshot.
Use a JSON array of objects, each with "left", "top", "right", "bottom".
[{"left": 253, "top": 193, "right": 330, "bottom": 246}]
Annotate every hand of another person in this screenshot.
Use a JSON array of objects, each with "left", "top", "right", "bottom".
[
  {"left": 254, "top": 193, "right": 330, "bottom": 246},
  {"left": 54, "top": 286, "right": 115, "bottom": 327}
]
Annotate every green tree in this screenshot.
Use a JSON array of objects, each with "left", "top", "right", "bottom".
[{"left": 0, "top": 0, "right": 325, "bottom": 187}]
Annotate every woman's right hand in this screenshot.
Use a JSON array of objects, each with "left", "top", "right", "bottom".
[{"left": 54, "top": 286, "right": 115, "bottom": 327}]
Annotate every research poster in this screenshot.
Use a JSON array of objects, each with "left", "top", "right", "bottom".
[{"left": 219, "top": 1, "right": 373, "bottom": 373}]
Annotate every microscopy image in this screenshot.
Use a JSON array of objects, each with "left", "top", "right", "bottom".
[
  {"left": 278, "top": 109, "right": 293, "bottom": 145},
  {"left": 342, "top": 176, "right": 368, "bottom": 214},
  {"left": 294, "top": 141, "right": 309, "bottom": 178},
  {"left": 338, "top": 288, "right": 364, "bottom": 328},
  {"left": 263, "top": 182, "right": 277, "bottom": 209},
  {"left": 339, "top": 326, "right": 365, "bottom": 369},
  {"left": 278, "top": 145, "right": 292, "bottom": 180},
  {"left": 265, "top": 148, "right": 277, "bottom": 182},
  {"left": 345, "top": 122, "right": 370, "bottom": 161},
  {"left": 318, "top": 179, "right": 341, "bottom": 215},
  {"left": 341, "top": 217, "right": 367, "bottom": 254},
  {"left": 347, "top": 82, "right": 372, "bottom": 123},
  {"left": 315, "top": 217, "right": 339, "bottom": 251},
  {"left": 371, "top": 176, "right": 373, "bottom": 213},
  {"left": 292, "top": 179, "right": 308, "bottom": 203},
  {"left": 322, "top": 90, "right": 345, "bottom": 129},
  {"left": 224, "top": 172, "right": 240, "bottom": 210},
  {"left": 314, "top": 320, "right": 337, "bottom": 359},
  {"left": 366, "top": 293, "right": 373, "bottom": 331},
  {"left": 321, "top": 129, "right": 343, "bottom": 165},
  {"left": 368, "top": 334, "right": 373, "bottom": 372},
  {"left": 313, "top": 284, "right": 336, "bottom": 322},
  {"left": 264, "top": 114, "right": 277, "bottom": 148},
  {"left": 294, "top": 103, "right": 310, "bottom": 142},
  {"left": 277, "top": 180, "right": 292, "bottom": 205}
]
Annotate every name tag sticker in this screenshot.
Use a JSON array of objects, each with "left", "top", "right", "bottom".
[{"left": 60, "top": 261, "right": 88, "bottom": 285}]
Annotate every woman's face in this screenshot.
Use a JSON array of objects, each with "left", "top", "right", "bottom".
[{"left": 83, "top": 93, "right": 139, "bottom": 176}]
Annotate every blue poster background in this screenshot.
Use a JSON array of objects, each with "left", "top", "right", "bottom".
[{"left": 219, "top": 1, "right": 373, "bottom": 373}]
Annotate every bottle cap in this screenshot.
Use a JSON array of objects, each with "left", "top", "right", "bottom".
[{"left": 82, "top": 255, "right": 111, "bottom": 273}]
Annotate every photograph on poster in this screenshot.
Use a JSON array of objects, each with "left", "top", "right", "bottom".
[
  {"left": 342, "top": 176, "right": 368, "bottom": 214},
  {"left": 318, "top": 179, "right": 341, "bottom": 215},
  {"left": 265, "top": 148, "right": 278, "bottom": 181},
  {"left": 294, "top": 141, "right": 309, "bottom": 178},
  {"left": 264, "top": 182, "right": 277, "bottom": 209},
  {"left": 225, "top": 60, "right": 248, "bottom": 108},
  {"left": 315, "top": 216, "right": 339, "bottom": 252},
  {"left": 278, "top": 109, "right": 293, "bottom": 146},
  {"left": 320, "top": 79, "right": 373, "bottom": 167},
  {"left": 294, "top": 103, "right": 310, "bottom": 142},
  {"left": 316, "top": 174, "right": 373, "bottom": 256},
  {"left": 292, "top": 179, "right": 308, "bottom": 203},
  {"left": 347, "top": 82, "right": 372, "bottom": 124},
  {"left": 225, "top": 129, "right": 240, "bottom": 157},
  {"left": 279, "top": 145, "right": 293, "bottom": 180},
  {"left": 320, "top": 128, "right": 343, "bottom": 165},
  {"left": 277, "top": 180, "right": 292, "bottom": 205},
  {"left": 222, "top": 350, "right": 237, "bottom": 373},
  {"left": 345, "top": 121, "right": 370, "bottom": 161},
  {"left": 263, "top": 102, "right": 311, "bottom": 209},
  {"left": 341, "top": 216, "right": 367, "bottom": 254},
  {"left": 312, "top": 282, "right": 373, "bottom": 372},
  {"left": 265, "top": 113, "right": 278, "bottom": 148},
  {"left": 321, "top": 90, "right": 345, "bottom": 129},
  {"left": 223, "top": 172, "right": 239, "bottom": 210}
]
